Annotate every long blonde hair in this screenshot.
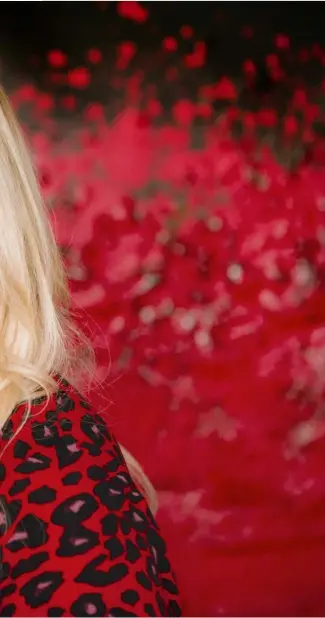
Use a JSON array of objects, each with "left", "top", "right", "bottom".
[{"left": 0, "top": 86, "right": 156, "bottom": 513}]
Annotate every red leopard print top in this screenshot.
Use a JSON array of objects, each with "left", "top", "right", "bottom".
[{"left": 0, "top": 377, "right": 182, "bottom": 617}]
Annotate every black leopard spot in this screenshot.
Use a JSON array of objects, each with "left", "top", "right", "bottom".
[
  {"left": 0, "top": 520, "right": 7, "bottom": 539},
  {"left": 51, "top": 493, "right": 98, "bottom": 526},
  {"left": 113, "top": 473, "right": 130, "bottom": 487},
  {"left": 155, "top": 554, "right": 171, "bottom": 574},
  {"left": 0, "top": 563, "right": 10, "bottom": 584},
  {"left": 94, "top": 480, "right": 125, "bottom": 511},
  {"left": 136, "top": 571, "right": 152, "bottom": 591},
  {"left": 0, "top": 499, "right": 22, "bottom": 528},
  {"left": 135, "top": 533, "right": 147, "bottom": 550},
  {"left": 144, "top": 603, "right": 156, "bottom": 616},
  {"left": 156, "top": 591, "right": 168, "bottom": 616},
  {"left": 7, "top": 514, "right": 48, "bottom": 552},
  {"left": 62, "top": 471, "right": 82, "bottom": 486},
  {"left": 104, "top": 538, "right": 124, "bottom": 560},
  {"left": 47, "top": 607, "right": 65, "bottom": 617},
  {"left": 147, "top": 527, "right": 167, "bottom": 559},
  {"left": 146, "top": 556, "right": 161, "bottom": 586},
  {"left": 125, "top": 540, "right": 141, "bottom": 564},
  {"left": 105, "top": 454, "right": 120, "bottom": 472},
  {"left": 20, "top": 571, "right": 63, "bottom": 609},
  {"left": 112, "top": 443, "right": 125, "bottom": 464},
  {"left": 79, "top": 398, "right": 91, "bottom": 410},
  {"left": 145, "top": 507, "right": 160, "bottom": 530},
  {"left": 87, "top": 465, "right": 107, "bottom": 481},
  {"left": 0, "top": 583, "right": 16, "bottom": 599},
  {"left": 81, "top": 443, "right": 101, "bottom": 457},
  {"left": 11, "top": 552, "right": 49, "bottom": 579},
  {"left": 57, "top": 525, "right": 99, "bottom": 557},
  {"left": 161, "top": 577, "right": 179, "bottom": 595},
  {"left": 70, "top": 593, "right": 107, "bottom": 617},
  {"left": 31, "top": 395, "right": 47, "bottom": 406},
  {"left": 28, "top": 486, "right": 56, "bottom": 504},
  {"left": 120, "top": 517, "right": 131, "bottom": 536},
  {"left": 168, "top": 599, "right": 182, "bottom": 617},
  {"left": 124, "top": 507, "right": 148, "bottom": 533},
  {"left": 129, "top": 490, "right": 143, "bottom": 504},
  {"left": 121, "top": 589, "right": 139, "bottom": 606},
  {"left": 55, "top": 435, "right": 83, "bottom": 469},
  {"left": 8, "top": 478, "right": 31, "bottom": 497},
  {"left": 81, "top": 414, "right": 109, "bottom": 445},
  {"left": 15, "top": 453, "right": 51, "bottom": 474},
  {"left": 56, "top": 376, "right": 69, "bottom": 388},
  {"left": 13, "top": 440, "right": 30, "bottom": 460},
  {"left": 59, "top": 418, "right": 72, "bottom": 432},
  {"left": 31, "top": 421, "right": 58, "bottom": 446},
  {"left": 0, "top": 464, "right": 5, "bottom": 482},
  {"left": 101, "top": 513, "right": 118, "bottom": 536},
  {"left": 45, "top": 410, "right": 58, "bottom": 424},
  {"left": 75, "top": 556, "right": 128, "bottom": 587},
  {"left": 1, "top": 421, "right": 14, "bottom": 441},
  {"left": 0, "top": 603, "right": 15, "bottom": 616},
  {"left": 55, "top": 390, "right": 75, "bottom": 412}
]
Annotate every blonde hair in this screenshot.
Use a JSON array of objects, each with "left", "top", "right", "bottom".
[{"left": 0, "top": 86, "right": 156, "bottom": 513}]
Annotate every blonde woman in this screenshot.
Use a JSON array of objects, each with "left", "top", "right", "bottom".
[{"left": 0, "top": 87, "right": 181, "bottom": 617}]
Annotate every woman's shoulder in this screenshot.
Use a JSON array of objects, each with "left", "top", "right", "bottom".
[
  {"left": 0, "top": 377, "right": 125, "bottom": 486},
  {"left": 0, "top": 379, "right": 182, "bottom": 617}
]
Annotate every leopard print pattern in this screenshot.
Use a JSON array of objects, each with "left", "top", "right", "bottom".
[{"left": 0, "top": 378, "right": 182, "bottom": 617}]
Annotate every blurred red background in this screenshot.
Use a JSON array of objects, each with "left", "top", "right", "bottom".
[{"left": 3, "top": 2, "right": 325, "bottom": 615}]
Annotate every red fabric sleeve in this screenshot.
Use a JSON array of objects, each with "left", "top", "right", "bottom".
[{"left": 0, "top": 384, "right": 182, "bottom": 617}]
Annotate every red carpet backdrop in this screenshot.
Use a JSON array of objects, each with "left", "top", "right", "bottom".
[{"left": 3, "top": 2, "right": 325, "bottom": 615}]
